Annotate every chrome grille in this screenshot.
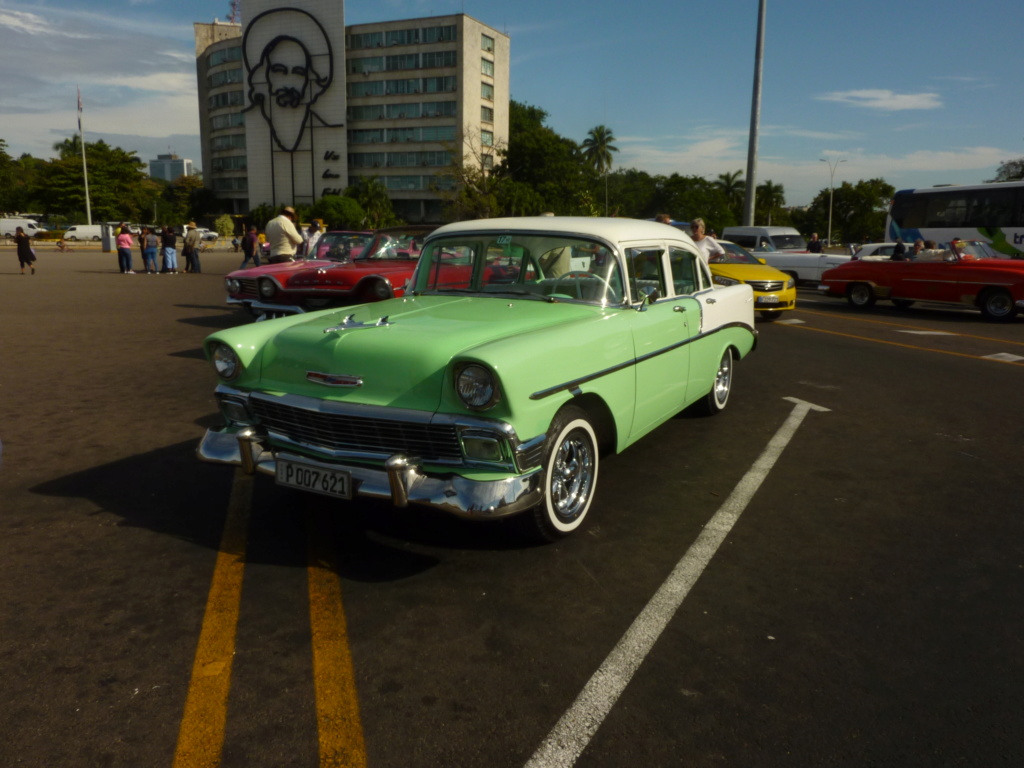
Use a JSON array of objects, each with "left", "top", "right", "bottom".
[
  {"left": 747, "top": 280, "right": 786, "bottom": 291},
  {"left": 237, "top": 278, "right": 260, "bottom": 298},
  {"left": 249, "top": 398, "right": 463, "bottom": 461}
]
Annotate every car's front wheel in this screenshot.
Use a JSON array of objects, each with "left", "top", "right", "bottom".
[
  {"left": 530, "top": 406, "right": 599, "bottom": 541},
  {"left": 846, "top": 283, "right": 876, "bottom": 308},
  {"left": 979, "top": 288, "right": 1017, "bottom": 321}
]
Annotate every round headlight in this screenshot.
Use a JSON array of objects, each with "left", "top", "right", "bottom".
[
  {"left": 226, "top": 278, "right": 241, "bottom": 294},
  {"left": 258, "top": 278, "right": 277, "bottom": 298},
  {"left": 211, "top": 343, "right": 242, "bottom": 380},
  {"left": 456, "top": 364, "right": 497, "bottom": 410}
]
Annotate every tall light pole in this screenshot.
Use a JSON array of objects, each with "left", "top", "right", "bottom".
[
  {"left": 742, "top": 0, "right": 767, "bottom": 226},
  {"left": 820, "top": 157, "right": 845, "bottom": 246}
]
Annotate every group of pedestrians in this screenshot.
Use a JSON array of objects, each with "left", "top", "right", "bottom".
[{"left": 113, "top": 222, "right": 205, "bottom": 274}]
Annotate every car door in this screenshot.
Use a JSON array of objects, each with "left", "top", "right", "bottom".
[{"left": 626, "top": 244, "right": 696, "bottom": 439}]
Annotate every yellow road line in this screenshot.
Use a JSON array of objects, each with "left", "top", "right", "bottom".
[
  {"left": 786, "top": 323, "right": 1024, "bottom": 366},
  {"left": 173, "top": 470, "right": 252, "bottom": 768},
  {"left": 307, "top": 508, "right": 367, "bottom": 768},
  {"left": 796, "top": 307, "right": 1024, "bottom": 346}
]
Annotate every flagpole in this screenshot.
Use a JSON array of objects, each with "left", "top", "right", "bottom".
[{"left": 78, "top": 87, "right": 92, "bottom": 225}]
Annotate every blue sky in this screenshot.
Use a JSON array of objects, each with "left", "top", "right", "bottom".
[{"left": 1, "top": 0, "right": 1020, "bottom": 207}]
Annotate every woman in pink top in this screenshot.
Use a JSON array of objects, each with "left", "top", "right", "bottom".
[{"left": 116, "top": 225, "right": 136, "bottom": 274}]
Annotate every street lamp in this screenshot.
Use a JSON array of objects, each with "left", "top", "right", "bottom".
[{"left": 820, "top": 157, "right": 845, "bottom": 246}]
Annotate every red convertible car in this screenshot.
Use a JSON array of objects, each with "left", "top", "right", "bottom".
[
  {"left": 226, "top": 225, "right": 434, "bottom": 320},
  {"left": 819, "top": 240, "right": 1024, "bottom": 321}
]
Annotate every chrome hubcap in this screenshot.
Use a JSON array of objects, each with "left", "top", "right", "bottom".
[{"left": 551, "top": 431, "right": 594, "bottom": 522}]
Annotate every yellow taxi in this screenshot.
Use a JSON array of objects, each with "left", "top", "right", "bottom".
[{"left": 710, "top": 240, "right": 797, "bottom": 320}]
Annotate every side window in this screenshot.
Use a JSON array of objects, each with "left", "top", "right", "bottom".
[
  {"left": 669, "top": 247, "right": 700, "bottom": 295},
  {"left": 625, "top": 247, "right": 666, "bottom": 301}
]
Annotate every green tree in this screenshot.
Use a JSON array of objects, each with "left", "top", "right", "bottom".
[
  {"left": 801, "top": 178, "right": 895, "bottom": 244},
  {"left": 987, "top": 158, "right": 1024, "bottom": 183},
  {"left": 309, "top": 194, "right": 366, "bottom": 229},
  {"left": 214, "top": 213, "right": 235, "bottom": 238},
  {"left": 496, "top": 101, "right": 590, "bottom": 215},
  {"left": 714, "top": 170, "right": 745, "bottom": 220},
  {"left": 581, "top": 125, "right": 618, "bottom": 215},
  {"left": 756, "top": 180, "right": 786, "bottom": 225},
  {"left": 347, "top": 176, "right": 399, "bottom": 228}
]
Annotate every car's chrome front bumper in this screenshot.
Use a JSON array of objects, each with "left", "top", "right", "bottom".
[
  {"left": 227, "top": 296, "right": 306, "bottom": 320},
  {"left": 197, "top": 426, "right": 544, "bottom": 519}
]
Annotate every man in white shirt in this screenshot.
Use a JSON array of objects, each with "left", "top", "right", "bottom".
[
  {"left": 265, "top": 206, "right": 304, "bottom": 263},
  {"left": 689, "top": 218, "right": 725, "bottom": 264}
]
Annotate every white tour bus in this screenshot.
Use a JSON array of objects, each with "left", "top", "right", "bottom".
[{"left": 885, "top": 181, "right": 1024, "bottom": 258}]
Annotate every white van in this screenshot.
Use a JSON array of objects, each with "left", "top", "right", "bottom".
[
  {"left": 721, "top": 226, "right": 807, "bottom": 253},
  {"left": 1, "top": 218, "right": 44, "bottom": 239},
  {"left": 63, "top": 224, "right": 103, "bottom": 241}
]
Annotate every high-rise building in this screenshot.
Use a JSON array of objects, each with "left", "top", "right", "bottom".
[
  {"left": 149, "top": 153, "right": 195, "bottom": 182},
  {"left": 193, "top": 3, "right": 509, "bottom": 222}
]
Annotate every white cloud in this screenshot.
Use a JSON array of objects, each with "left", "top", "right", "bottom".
[{"left": 816, "top": 89, "right": 943, "bottom": 111}]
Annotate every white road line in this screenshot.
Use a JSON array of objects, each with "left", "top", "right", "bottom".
[
  {"left": 897, "top": 330, "right": 956, "bottom": 336},
  {"left": 983, "top": 352, "right": 1024, "bottom": 363},
  {"left": 524, "top": 397, "right": 831, "bottom": 768}
]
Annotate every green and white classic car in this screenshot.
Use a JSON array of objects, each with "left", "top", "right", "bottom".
[{"left": 198, "top": 217, "right": 757, "bottom": 539}]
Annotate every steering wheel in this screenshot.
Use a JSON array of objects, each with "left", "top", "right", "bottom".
[{"left": 551, "top": 271, "right": 614, "bottom": 300}]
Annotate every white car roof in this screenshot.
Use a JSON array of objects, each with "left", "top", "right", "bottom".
[{"left": 430, "top": 216, "right": 697, "bottom": 246}]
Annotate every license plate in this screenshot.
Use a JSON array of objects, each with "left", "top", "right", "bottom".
[
  {"left": 276, "top": 459, "right": 352, "bottom": 499},
  {"left": 756, "top": 295, "right": 780, "bottom": 305}
]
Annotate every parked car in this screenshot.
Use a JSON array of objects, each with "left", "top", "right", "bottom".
[
  {"left": 225, "top": 225, "right": 435, "bottom": 320},
  {"left": 198, "top": 217, "right": 758, "bottom": 540},
  {"left": 756, "top": 248, "right": 851, "bottom": 284},
  {"left": 711, "top": 241, "right": 797, "bottom": 320},
  {"left": 850, "top": 242, "right": 904, "bottom": 260},
  {"left": 818, "top": 240, "right": 1024, "bottom": 320},
  {"left": 62, "top": 224, "right": 103, "bottom": 241},
  {"left": 721, "top": 225, "right": 807, "bottom": 253}
]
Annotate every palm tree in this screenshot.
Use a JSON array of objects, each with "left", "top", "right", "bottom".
[
  {"left": 715, "top": 170, "right": 745, "bottom": 218},
  {"left": 581, "top": 125, "right": 618, "bottom": 215},
  {"left": 756, "top": 179, "right": 785, "bottom": 224}
]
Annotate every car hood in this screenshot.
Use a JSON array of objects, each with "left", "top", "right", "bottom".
[
  {"left": 227, "top": 259, "right": 333, "bottom": 280},
  {"left": 251, "top": 295, "right": 600, "bottom": 410},
  {"left": 289, "top": 259, "right": 419, "bottom": 288}
]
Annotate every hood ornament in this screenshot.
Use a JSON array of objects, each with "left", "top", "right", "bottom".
[{"left": 323, "top": 314, "right": 392, "bottom": 334}]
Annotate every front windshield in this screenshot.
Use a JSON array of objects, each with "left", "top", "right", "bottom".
[
  {"left": 713, "top": 243, "right": 760, "bottom": 265},
  {"left": 361, "top": 231, "right": 430, "bottom": 260},
  {"left": 773, "top": 234, "right": 808, "bottom": 250},
  {"left": 413, "top": 233, "right": 624, "bottom": 305},
  {"left": 317, "top": 232, "right": 372, "bottom": 260},
  {"left": 959, "top": 241, "right": 1004, "bottom": 260}
]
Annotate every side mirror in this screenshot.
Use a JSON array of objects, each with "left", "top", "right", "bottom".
[{"left": 756, "top": 257, "right": 767, "bottom": 265}]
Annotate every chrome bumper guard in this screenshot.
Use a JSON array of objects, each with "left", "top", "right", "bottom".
[
  {"left": 198, "top": 426, "right": 544, "bottom": 519},
  {"left": 226, "top": 296, "right": 306, "bottom": 319}
]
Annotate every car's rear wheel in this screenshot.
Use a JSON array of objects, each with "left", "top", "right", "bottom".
[
  {"left": 693, "top": 347, "right": 733, "bottom": 416},
  {"left": 530, "top": 406, "right": 599, "bottom": 541},
  {"left": 68, "top": 236, "right": 79, "bottom": 242},
  {"left": 846, "top": 283, "right": 876, "bottom": 308},
  {"left": 91, "top": 236, "right": 100, "bottom": 242},
  {"left": 979, "top": 288, "right": 1017, "bottom": 321},
  {"left": 892, "top": 299, "right": 915, "bottom": 309}
]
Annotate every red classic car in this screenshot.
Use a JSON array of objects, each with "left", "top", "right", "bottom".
[
  {"left": 226, "top": 226, "right": 434, "bottom": 320},
  {"left": 818, "top": 240, "right": 1024, "bottom": 321}
]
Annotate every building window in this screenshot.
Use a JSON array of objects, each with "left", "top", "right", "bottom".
[
  {"left": 481, "top": 82, "right": 494, "bottom": 101},
  {"left": 386, "top": 53, "right": 419, "bottom": 71},
  {"left": 350, "top": 56, "right": 384, "bottom": 74},
  {"left": 482, "top": 34, "right": 495, "bottom": 53},
  {"left": 211, "top": 133, "right": 246, "bottom": 151},
  {"left": 481, "top": 106, "right": 494, "bottom": 123},
  {"left": 348, "top": 104, "right": 387, "bottom": 120},
  {"left": 208, "top": 90, "right": 244, "bottom": 110},
  {"left": 386, "top": 103, "right": 420, "bottom": 119},
  {"left": 423, "top": 76, "right": 456, "bottom": 93},
  {"left": 207, "top": 68, "right": 243, "bottom": 89},
  {"left": 481, "top": 58, "right": 494, "bottom": 77},
  {"left": 348, "top": 32, "right": 383, "bottom": 50},
  {"left": 423, "top": 50, "right": 457, "bottom": 68},
  {"left": 481, "top": 131, "right": 494, "bottom": 147},
  {"left": 212, "top": 155, "right": 248, "bottom": 171},
  {"left": 349, "top": 129, "right": 385, "bottom": 144},
  {"left": 350, "top": 81, "right": 385, "bottom": 97},
  {"left": 211, "top": 113, "right": 245, "bottom": 130},
  {"left": 209, "top": 47, "right": 242, "bottom": 66},
  {"left": 423, "top": 25, "right": 457, "bottom": 44},
  {"left": 423, "top": 101, "right": 457, "bottom": 117}
]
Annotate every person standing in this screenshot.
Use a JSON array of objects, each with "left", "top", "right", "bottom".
[
  {"left": 265, "top": 206, "right": 304, "bottom": 263},
  {"left": 183, "top": 222, "right": 202, "bottom": 273},
  {"left": 689, "top": 218, "right": 724, "bottom": 264},
  {"left": 305, "top": 220, "right": 323, "bottom": 259},
  {"left": 807, "top": 233, "right": 823, "bottom": 254},
  {"left": 160, "top": 226, "right": 179, "bottom": 274},
  {"left": 239, "top": 225, "right": 261, "bottom": 269},
  {"left": 141, "top": 227, "right": 159, "bottom": 273},
  {"left": 116, "top": 225, "right": 136, "bottom": 273},
  {"left": 14, "top": 226, "right": 36, "bottom": 274}
]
